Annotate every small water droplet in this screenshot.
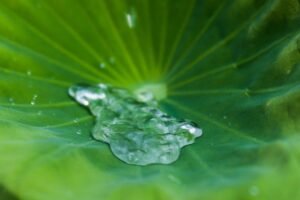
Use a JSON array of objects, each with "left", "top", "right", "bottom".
[
  {"left": 167, "top": 174, "right": 181, "bottom": 184},
  {"left": 68, "top": 86, "right": 106, "bottom": 106},
  {"left": 244, "top": 89, "right": 250, "bottom": 96},
  {"left": 69, "top": 83, "right": 203, "bottom": 166},
  {"left": 98, "top": 57, "right": 115, "bottom": 69},
  {"left": 249, "top": 185, "right": 259, "bottom": 196},
  {"left": 30, "top": 94, "right": 38, "bottom": 105},
  {"left": 223, "top": 115, "right": 227, "bottom": 119},
  {"left": 99, "top": 63, "right": 106, "bottom": 69},
  {"left": 76, "top": 130, "right": 82, "bottom": 135},
  {"left": 125, "top": 8, "right": 137, "bottom": 29},
  {"left": 73, "top": 119, "right": 79, "bottom": 123},
  {"left": 109, "top": 57, "right": 115, "bottom": 65},
  {"left": 136, "top": 91, "right": 154, "bottom": 103},
  {"left": 8, "top": 97, "right": 15, "bottom": 105},
  {"left": 26, "top": 70, "right": 32, "bottom": 76},
  {"left": 37, "top": 111, "right": 43, "bottom": 116},
  {"left": 286, "top": 68, "right": 292, "bottom": 74}
]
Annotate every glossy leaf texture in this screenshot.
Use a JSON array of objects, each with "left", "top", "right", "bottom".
[{"left": 0, "top": 0, "right": 300, "bottom": 199}]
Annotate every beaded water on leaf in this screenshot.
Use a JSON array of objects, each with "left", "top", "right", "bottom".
[{"left": 69, "top": 83, "right": 203, "bottom": 166}]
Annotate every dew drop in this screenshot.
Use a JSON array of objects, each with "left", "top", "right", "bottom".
[
  {"left": 109, "top": 57, "right": 115, "bottom": 65},
  {"left": 98, "top": 57, "right": 116, "bottom": 70},
  {"left": 76, "top": 130, "right": 82, "bottom": 135},
  {"left": 99, "top": 63, "right": 106, "bottom": 69},
  {"left": 30, "top": 94, "right": 38, "bottom": 105},
  {"left": 136, "top": 91, "right": 154, "bottom": 103},
  {"left": 249, "top": 185, "right": 260, "bottom": 196},
  {"left": 69, "top": 83, "right": 203, "bottom": 166},
  {"left": 8, "top": 97, "right": 15, "bottom": 105},
  {"left": 26, "top": 70, "right": 32, "bottom": 76},
  {"left": 125, "top": 8, "right": 137, "bottom": 29},
  {"left": 167, "top": 174, "right": 181, "bottom": 184},
  {"left": 68, "top": 86, "right": 106, "bottom": 106}
]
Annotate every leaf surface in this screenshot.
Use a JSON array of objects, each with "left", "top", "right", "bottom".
[{"left": 0, "top": 0, "right": 300, "bottom": 199}]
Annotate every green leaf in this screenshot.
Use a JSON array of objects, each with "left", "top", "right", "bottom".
[{"left": 0, "top": 0, "right": 300, "bottom": 199}]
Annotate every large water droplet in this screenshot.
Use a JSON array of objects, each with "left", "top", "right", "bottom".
[
  {"left": 69, "top": 83, "right": 203, "bottom": 165},
  {"left": 125, "top": 8, "right": 137, "bottom": 29}
]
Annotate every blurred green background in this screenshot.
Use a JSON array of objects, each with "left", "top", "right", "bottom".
[{"left": 0, "top": 0, "right": 300, "bottom": 199}]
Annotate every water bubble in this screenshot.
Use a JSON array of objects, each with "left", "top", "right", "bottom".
[
  {"left": 125, "top": 8, "right": 137, "bottom": 29},
  {"left": 30, "top": 94, "right": 38, "bottom": 105},
  {"left": 69, "top": 83, "right": 203, "bottom": 166}
]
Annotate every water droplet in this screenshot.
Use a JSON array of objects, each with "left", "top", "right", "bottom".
[
  {"left": 244, "top": 89, "right": 250, "bottom": 96},
  {"left": 133, "top": 83, "right": 167, "bottom": 101},
  {"left": 249, "top": 185, "right": 260, "bottom": 196},
  {"left": 69, "top": 83, "right": 203, "bottom": 166},
  {"left": 30, "top": 94, "right": 38, "bottom": 105},
  {"left": 99, "top": 63, "right": 106, "bottom": 69},
  {"left": 8, "top": 97, "right": 15, "bottom": 105},
  {"left": 26, "top": 70, "right": 32, "bottom": 76},
  {"left": 37, "top": 111, "right": 43, "bottom": 116},
  {"left": 223, "top": 115, "right": 227, "bottom": 119},
  {"left": 76, "top": 130, "right": 82, "bottom": 135},
  {"left": 109, "top": 57, "right": 115, "bottom": 65},
  {"left": 125, "top": 8, "right": 137, "bottom": 29},
  {"left": 69, "top": 86, "right": 106, "bottom": 106},
  {"left": 167, "top": 174, "right": 181, "bottom": 184},
  {"left": 98, "top": 57, "right": 116, "bottom": 70},
  {"left": 136, "top": 91, "right": 154, "bottom": 103}
]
